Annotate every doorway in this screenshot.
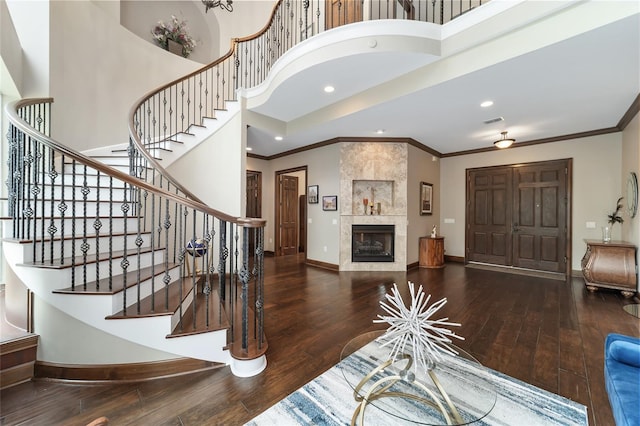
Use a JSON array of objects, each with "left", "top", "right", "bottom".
[
  {"left": 325, "top": 0, "right": 362, "bottom": 30},
  {"left": 466, "top": 159, "right": 572, "bottom": 277},
  {"left": 246, "top": 170, "right": 262, "bottom": 256},
  {"left": 275, "top": 167, "right": 307, "bottom": 257}
]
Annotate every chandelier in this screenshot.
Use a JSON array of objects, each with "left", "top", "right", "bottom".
[
  {"left": 493, "top": 131, "right": 515, "bottom": 149},
  {"left": 202, "top": 0, "right": 233, "bottom": 13}
]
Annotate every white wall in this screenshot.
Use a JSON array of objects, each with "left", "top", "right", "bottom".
[
  {"left": 34, "top": 295, "right": 178, "bottom": 363},
  {"left": 212, "top": 1, "right": 276, "bottom": 54},
  {"left": 440, "top": 133, "right": 623, "bottom": 272},
  {"left": 120, "top": 0, "right": 219, "bottom": 64},
  {"left": 249, "top": 144, "right": 341, "bottom": 264},
  {"left": 407, "top": 145, "right": 440, "bottom": 264},
  {"left": 621, "top": 112, "right": 640, "bottom": 291},
  {"left": 167, "top": 109, "right": 245, "bottom": 216},
  {"left": 5, "top": 0, "right": 49, "bottom": 97},
  {"left": 47, "top": 1, "right": 202, "bottom": 152}
]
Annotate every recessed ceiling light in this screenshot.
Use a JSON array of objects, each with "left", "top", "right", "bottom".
[
  {"left": 480, "top": 100, "right": 494, "bottom": 108},
  {"left": 274, "top": 136, "right": 283, "bottom": 141},
  {"left": 246, "top": 147, "right": 253, "bottom": 151},
  {"left": 324, "top": 85, "right": 335, "bottom": 93},
  {"left": 376, "top": 129, "right": 385, "bottom": 134}
]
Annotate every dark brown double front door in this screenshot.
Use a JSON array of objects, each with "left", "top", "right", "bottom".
[{"left": 466, "top": 159, "right": 571, "bottom": 275}]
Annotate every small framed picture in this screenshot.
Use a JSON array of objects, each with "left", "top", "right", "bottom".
[
  {"left": 308, "top": 185, "right": 319, "bottom": 204},
  {"left": 420, "top": 182, "right": 433, "bottom": 215},
  {"left": 322, "top": 195, "right": 338, "bottom": 211}
]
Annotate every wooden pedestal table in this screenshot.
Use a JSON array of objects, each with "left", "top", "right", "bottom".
[
  {"left": 581, "top": 239, "right": 637, "bottom": 298},
  {"left": 419, "top": 237, "right": 445, "bottom": 268}
]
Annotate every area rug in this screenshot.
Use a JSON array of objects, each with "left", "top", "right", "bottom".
[{"left": 245, "top": 339, "right": 587, "bottom": 426}]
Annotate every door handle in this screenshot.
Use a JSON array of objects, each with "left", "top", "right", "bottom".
[{"left": 512, "top": 223, "right": 519, "bottom": 232}]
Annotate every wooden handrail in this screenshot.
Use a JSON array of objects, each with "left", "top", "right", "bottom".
[{"left": 8, "top": 98, "right": 265, "bottom": 229}]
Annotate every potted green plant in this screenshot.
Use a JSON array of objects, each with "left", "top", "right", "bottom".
[
  {"left": 603, "top": 197, "right": 624, "bottom": 242},
  {"left": 151, "top": 15, "right": 197, "bottom": 58}
]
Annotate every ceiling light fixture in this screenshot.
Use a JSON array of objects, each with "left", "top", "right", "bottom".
[
  {"left": 274, "top": 136, "right": 283, "bottom": 141},
  {"left": 324, "top": 85, "right": 335, "bottom": 93},
  {"left": 480, "top": 100, "right": 494, "bottom": 108},
  {"left": 493, "top": 131, "right": 515, "bottom": 149},
  {"left": 202, "top": 0, "right": 233, "bottom": 13},
  {"left": 376, "top": 129, "right": 385, "bottom": 134},
  {"left": 246, "top": 146, "right": 252, "bottom": 151}
]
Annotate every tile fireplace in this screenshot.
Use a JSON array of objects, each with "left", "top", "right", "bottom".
[{"left": 351, "top": 224, "right": 395, "bottom": 262}]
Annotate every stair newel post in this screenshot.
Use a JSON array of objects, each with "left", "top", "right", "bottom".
[
  {"left": 239, "top": 225, "right": 249, "bottom": 351},
  {"left": 255, "top": 226, "right": 265, "bottom": 349}
]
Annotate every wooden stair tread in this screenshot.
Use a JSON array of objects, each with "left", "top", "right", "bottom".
[
  {"left": 168, "top": 277, "right": 230, "bottom": 338},
  {"left": 106, "top": 274, "right": 191, "bottom": 318},
  {"left": 53, "top": 263, "right": 180, "bottom": 295}
]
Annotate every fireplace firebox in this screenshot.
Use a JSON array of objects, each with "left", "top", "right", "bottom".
[{"left": 352, "top": 224, "right": 395, "bottom": 262}]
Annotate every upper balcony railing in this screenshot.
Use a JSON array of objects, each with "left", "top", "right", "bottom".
[{"left": 128, "top": 0, "right": 487, "bottom": 194}]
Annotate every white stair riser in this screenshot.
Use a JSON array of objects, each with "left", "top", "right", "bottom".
[
  {"left": 54, "top": 174, "right": 128, "bottom": 188},
  {"left": 19, "top": 233, "right": 153, "bottom": 263},
  {"left": 7, "top": 217, "right": 139, "bottom": 239},
  {"left": 89, "top": 156, "right": 132, "bottom": 167},
  {"left": 63, "top": 163, "right": 130, "bottom": 175},
  {"left": 24, "top": 250, "right": 166, "bottom": 283},
  {"left": 37, "top": 184, "right": 130, "bottom": 200},
  {"left": 29, "top": 200, "right": 136, "bottom": 217}
]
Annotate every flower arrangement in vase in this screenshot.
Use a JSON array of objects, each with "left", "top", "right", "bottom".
[
  {"left": 603, "top": 197, "right": 624, "bottom": 242},
  {"left": 151, "top": 15, "right": 197, "bottom": 58}
]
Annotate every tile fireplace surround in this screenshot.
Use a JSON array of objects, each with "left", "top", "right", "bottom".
[{"left": 339, "top": 143, "right": 407, "bottom": 271}]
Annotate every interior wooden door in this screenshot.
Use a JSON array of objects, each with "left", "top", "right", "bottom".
[
  {"left": 466, "top": 159, "right": 570, "bottom": 275},
  {"left": 278, "top": 175, "right": 299, "bottom": 256},
  {"left": 512, "top": 160, "right": 568, "bottom": 273},
  {"left": 467, "top": 166, "right": 513, "bottom": 265},
  {"left": 326, "top": 0, "right": 362, "bottom": 30},
  {"left": 246, "top": 171, "right": 262, "bottom": 256}
]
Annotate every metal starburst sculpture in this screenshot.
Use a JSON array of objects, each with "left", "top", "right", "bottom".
[{"left": 374, "top": 281, "right": 464, "bottom": 374}]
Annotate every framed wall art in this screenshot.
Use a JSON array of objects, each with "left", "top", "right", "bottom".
[
  {"left": 420, "top": 182, "right": 433, "bottom": 215},
  {"left": 322, "top": 195, "right": 338, "bottom": 211},
  {"left": 308, "top": 185, "right": 319, "bottom": 204}
]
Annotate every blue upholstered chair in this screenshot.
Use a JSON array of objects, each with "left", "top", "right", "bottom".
[{"left": 605, "top": 333, "right": 640, "bottom": 426}]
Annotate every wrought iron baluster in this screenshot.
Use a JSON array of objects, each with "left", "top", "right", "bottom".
[
  {"left": 135, "top": 179, "right": 143, "bottom": 314},
  {"left": 108, "top": 176, "right": 114, "bottom": 291},
  {"left": 94, "top": 171, "right": 102, "bottom": 288},
  {"left": 164, "top": 198, "right": 172, "bottom": 311},
  {"left": 191, "top": 209, "right": 197, "bottom": 330},
  {"left": 81, "top": 166, "right": 89, "bottom": 289},
  {"left": 121, "top": 182, "right": 130, "bottom": 315},
  {"left": 70, "top": 159, "right": 77, "bottom": 289}
]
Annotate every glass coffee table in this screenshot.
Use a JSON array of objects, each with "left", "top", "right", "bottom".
[{"left": 340, "top": 330, "right": 497, "bottom": 425}]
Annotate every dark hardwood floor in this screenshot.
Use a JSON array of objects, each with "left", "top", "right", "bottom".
[{"left": 2, "top": 255, "right": 639, "bottom": 425}]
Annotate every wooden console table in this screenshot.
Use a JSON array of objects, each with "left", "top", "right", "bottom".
[
  {"left": 581, "top": 239, "right": 637, "bottom": 298},
  {"left": 419, "top": 236, "right": 445, "bottom": 268}
]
